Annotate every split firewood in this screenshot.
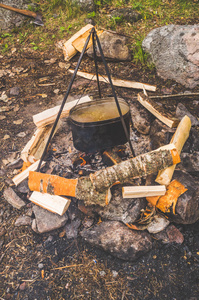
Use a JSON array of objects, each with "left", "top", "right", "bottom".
[
  {"left": 72, "top": 29, "right": 103, "bottom": 53},
  {"left": 29, "top": 144, "right": 180, "bottom": 206},
  {"left": 21, "top": 121, "right": 61, "bottom": 163},
  {"left": 122, "top": 185, "right": 166, "bottom": 199},
  {"left": 155, "top": 115, "right": 191, "bottom": 185},
  {"left": 33, "top": 95, "right": 91, "bottom": 128},
  {"left": 147, "top": 180, "right": 187, "bottom": 214},
  {"left": 30, "top": 191, "right": 71, "bottom": 216},
  {"left": 12, "top": 160, "right": 45, "bottom": 186},
  {"left": 63, "top": 24, "right": 94, "bottom": 61},
  {"left": 137, "top": 93, "right": 179, "bottom": 128},
  {"left": 68, "top": 69, "right": 157, "bottom": 92}
]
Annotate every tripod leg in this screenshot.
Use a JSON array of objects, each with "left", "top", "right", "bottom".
[
  {"left": 94, "top": 31, "right": 135, "bottom": 157},
  {"left": 36, "top": 28, "right": 95, "bottom": 171},
  {"left": 92, "top": 30, "right": 101, "bottom": 98}
]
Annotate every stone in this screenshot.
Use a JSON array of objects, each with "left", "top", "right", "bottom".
[
  {"left": 87, "top": 31, "right": 131, "bottom": 61},
  {"left": 154, "top": 224, "right": 184, "bottom": 244},
  {"left": 110, "top": 8, "right": 141, "bottom": 24},
  {"left": 176, "top": 103, "right": 199, "bottom": 126},
  {"left": 150, "top": 119, "right": 174, "bottom": 150},
  {"left": 95, "top": 185, "right": 146, "bottom": 224},
  {"left": 3, "top": 187, "right": 26, "bottom": 209},
  {"left": 142, "top": 25, "right": 199, "bottom": 88},
  {"left": 17, "top": 132, "right": 26, "bottom": 138},
  {"left": 0, "top": 92, "right": 8, "bottom": 102},
  {"left": 38, "top": 263, "right": 44, "bottom": 269},
  {"left": 166, "top": 224, "right": 184, "bottom": 244},
  {"left": 71, "top": 0, "right": 95, "bottom": 12},
  {"left": 10, "top": 86, "right": 20, "bottom": 96},
  {"left": 177, "top": 152, "right": 199, "bottom": 172},
  {"left": 80, "top": 221, "right": 152, "bottom": 261},
  {"left": 169, "top": 171, "right": 199, "bottom": 224},
  {"left": 17, "top": 180, "right": 29, "bottom": 194},
  {"left": 31, "top": 219, "right": 39, "bottom": 233},
  {"left": 0, "top": 0, "right": 31, "bottom": 31},
  {"left": 130, "top": 101, "right": 153, "bottom": 135},
  {"left": 15, "top": 216, "right": 32, "bottom": 226},
  {"left": 82, "top": 216, "right": 94, "bottom": 228},
  {"left": 33, "top": 205, "right": 68, "bottom": 233},
  {"left": 65, "top": 219, "right": 81, "bottom": 239},
  {"left": 147, "top": 214, "right": 170, "bottom": 234}
]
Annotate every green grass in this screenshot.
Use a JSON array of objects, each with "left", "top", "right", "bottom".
[{"left": 0, "top": 0, "right": 199, "bottom": 64}]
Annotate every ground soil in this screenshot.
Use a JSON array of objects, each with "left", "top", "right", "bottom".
[{"left": 0, "top": 42, "right": 199, "bottom": 300}]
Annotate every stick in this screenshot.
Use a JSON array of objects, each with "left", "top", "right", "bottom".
[
  {"left": 12, "top": 160, "right": 45, "bottom": 186},
  {"left": 122, "top": 185, "right": 166, "bottom": 198},
  {"left": 29, "top": 191, "right": 71, "bottom": 215},
  {"left": 29, "top": 144, "right": 180, "bottom": 206},
  {"left": 137, "top": 93, "right": 179, "bottom": 128},
  {"left": 155, "top": 115, "right": 191, "bottom": 185},
  {"left": 149, "top": 92, "right": 199, "bottom": 99},
  {"left": 68, "top": 69, "right": 156, "bottom": 92},
  {"left": 33, "top": 95, "right": 91, "bottom": 128}
]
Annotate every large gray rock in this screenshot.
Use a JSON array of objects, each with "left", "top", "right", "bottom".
[
  {"left": 169, "top": 171, "right": 199, "bottom": 224},
  {"left": 95, "top": 185, "right": 146, "bottom": 224},
  {"left": 142, "top": 25, "right": 199, "bottom": 88},
  {"left": 33, "top": 205, "right": 68, "bottom": 233},
  {"left": 87, "top": 31, "right": 131, "bottom": 61},
  {"left": 0, "top": 0, "right": 31, "bottom": 31},
  {"left": 80, "top": 221, "right": 152, "bottom": 261}
]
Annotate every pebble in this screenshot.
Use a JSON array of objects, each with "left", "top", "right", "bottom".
[
  {"left": 58, "top": 62, "right": 70, "bottom": 70},
  {"left": 19, "top": 282, "right": 26, "bottom": 291},
  {"left": 10, "top": 86, "right": 20, "bottom": 96},
  {"left": 53, "top": 89, "right": 59, "bottom": 94},
  {"left": 13, "top": 119, "right": 23, "bottom": 125},
  {"left": 99, "top": 271, "right": 106, "bottom": 276},
  {"left": 112, "top": 270, "right": 118, "bottom": 278},
  {"left": 3, "top": 134, "right": 10, "bottom": 140},
  {"left": 44, "top": 58, "right": 57, "bottom": 64},
  {"left": 17, "top": 132, "right": 26, "bottom": 138},
  {"left": 0, "top": 116, "right": 6, "bottom": 120},
  {"left": 0, "top": 92, "right": 8, "bottom": 102},
  {"left": 38, "top": 263, "right": 44, "bottom": 269}
]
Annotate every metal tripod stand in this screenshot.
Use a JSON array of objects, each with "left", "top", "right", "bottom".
[{"left": 37, "top": 27, "right": 135, "bottom": 171}]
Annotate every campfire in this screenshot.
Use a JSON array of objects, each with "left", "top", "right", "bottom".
[{"left": 5, "top": 25, "right": 199, "bottom": 262}]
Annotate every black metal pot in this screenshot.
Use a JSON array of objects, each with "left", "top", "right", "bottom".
[{"left": 68, "top": 97, "right": 131, "bottom": 153}]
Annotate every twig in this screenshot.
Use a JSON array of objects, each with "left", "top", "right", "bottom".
[
  {"left": 149, "top": 92, "right": 199, "bottom": 99},
  {"left": 53, "top": 264, "right": 83, "bottom": 270}
]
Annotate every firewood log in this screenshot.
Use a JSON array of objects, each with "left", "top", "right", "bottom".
[
  {"left": 155, "top": 115, "right": 191, "bottom": 185},
  {"left": 29, "top": 144, "right": 180, "bottom": 206}
]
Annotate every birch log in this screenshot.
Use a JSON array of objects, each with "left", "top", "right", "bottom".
[
  {"left": 155, "top": 115, "right": 191, "bottom": 185},
  {"left": 29, "top": 144, "right": 180, "bottom": 206}
]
